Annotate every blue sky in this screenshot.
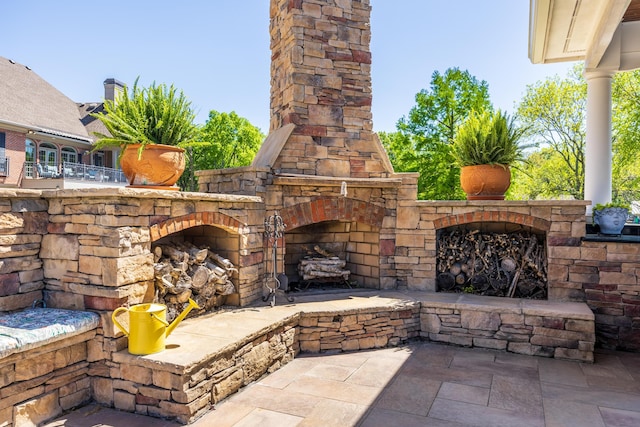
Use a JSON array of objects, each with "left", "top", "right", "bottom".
[{"left": 3, "top": 1, "right": 576, "bottom": 134}]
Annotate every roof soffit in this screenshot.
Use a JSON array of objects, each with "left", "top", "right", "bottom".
[{"left": 529, "top": 0, "right": 632, "bottom": 67}]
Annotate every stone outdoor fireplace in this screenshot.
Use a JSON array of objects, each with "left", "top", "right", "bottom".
[
  {"left": 3, "top": 2, "right": 639, "bottom": 425},
  {"left": 27, "top": 0, "right": 596, "bottom": 315}
]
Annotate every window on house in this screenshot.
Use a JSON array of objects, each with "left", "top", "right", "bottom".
[
  {"left": 26, "top": 139, "right": 35, "bottom": 178},
  {"left": 61, "top": 147, "right": 77, "bottom": 165},
  {"left": 93, "top": 151, "right": 104, "bottom": 167},
  {"left": 0, "top": 133, "right": 6, "bottom": 176},
  {"left": 38, "top": 142, "right": 57, "bottom": 167}
]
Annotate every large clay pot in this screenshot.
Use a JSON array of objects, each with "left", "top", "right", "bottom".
[
  {"left": 460, "top": 164, "right": 511, "bottom": 200},
  {"left": 120, "top": 144, "right": 185, "bottom": 189}
]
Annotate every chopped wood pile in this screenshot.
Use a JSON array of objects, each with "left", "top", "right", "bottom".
[
  {"left": 436, "top": 229, "right": 547, "bottom": 299},
  {"left": 153, "top": 241, "right": 237, "bottom": 321},
  {"left": 298, "top": 245, "right": 351, "bottom": 285}
]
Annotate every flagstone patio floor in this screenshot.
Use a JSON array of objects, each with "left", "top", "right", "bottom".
[{"left": 46, "top": 335, "right": 640, "bottom": 426}]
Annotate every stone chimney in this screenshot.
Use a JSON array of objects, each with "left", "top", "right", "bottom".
[
  {"left": 103, "top": 78, "right": 125, "bottom": 102},
  {"left": 267, "top": 0, "right": 390, "bottom": 178}
]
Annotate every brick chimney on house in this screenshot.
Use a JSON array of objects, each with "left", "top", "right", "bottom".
[
  {"left": 103, "top": 78, "right": 125, "bottom": 102},
  {"left": 267, "top": 0, "right": 392, "bottom": 179}
]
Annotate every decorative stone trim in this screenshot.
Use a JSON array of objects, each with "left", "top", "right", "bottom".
[
  {"left": 433, "top": 210, "right": 551, "bottom": 231},
  {"left": 149, "top": 212, "right": 248, "bottom": 241},
  {"left": 280, "top": 197, "right": 385, "bottom": 230}
]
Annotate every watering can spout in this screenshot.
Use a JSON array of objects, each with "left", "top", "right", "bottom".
[{"left": 166, "top": 298, "right": 200, "bottom": 337}]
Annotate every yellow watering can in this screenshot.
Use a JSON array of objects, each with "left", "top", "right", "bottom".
[{"left": 112, "top": 299, "right": 200, "bottom": 355}]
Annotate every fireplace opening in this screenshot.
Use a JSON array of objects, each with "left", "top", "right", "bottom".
[
  {"left": 152, "top": 225, "right": 241, "bottom": 320},
  {"left": 436, "top": 222, "right": 547, "bottom": 299},
  {"left": 284, "top": 220, "right": 380, "bottom": 291}
]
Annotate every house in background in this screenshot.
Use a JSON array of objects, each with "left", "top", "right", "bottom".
[{"left": 0, "top": 56, "right": 124, "bottom": 188}]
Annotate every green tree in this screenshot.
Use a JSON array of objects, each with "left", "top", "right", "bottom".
[
  {"left": 395, "top": 68, "right": 492, "bottom": 199},
  {"left": 509, "top": 148, "right": 578, "bottom": 200},
  {"left": 516, "top": 64, "right": 586, "bottom": 199},
  {"left": 612, "top": 69, "right": 640, "bottom": 203},
  {"left": 178, "top": 111, "right": 264, "bottom": 191},
  {"left": 515, "top": 66, "right": 640, "bottom": 203}
]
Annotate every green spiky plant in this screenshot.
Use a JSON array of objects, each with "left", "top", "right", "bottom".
[
  {"left": 452, "top": 109, "right": 528, "bottom": 167},
  {"left": 91, "top": 77, "right": 198, "bottom": 161}
]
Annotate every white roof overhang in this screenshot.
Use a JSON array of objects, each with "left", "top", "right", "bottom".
[{"left": 529, "top": 0, "right": 632, "bottom": 69}]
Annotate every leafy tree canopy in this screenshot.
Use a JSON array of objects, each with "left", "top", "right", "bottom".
[
  {"left": 178, "top": 111, "right": 264, "bottom": 191},
  {"left": 515, "top": 64, "right": 586, "bottom": 199},
  {"left": 392, "top": 67, "right": 493, "bottom": 200}
]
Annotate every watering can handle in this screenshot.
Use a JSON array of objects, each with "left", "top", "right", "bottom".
[{"left": 112, "top": 307, "right": 130, "bottom": 336}]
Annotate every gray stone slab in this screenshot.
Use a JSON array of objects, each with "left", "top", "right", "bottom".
[
  {"left": 428, "top": 397, "right": 544, "bottom": 427},
  {"left": 489, "top": 375, "right": 543, "bottom": 416},
  {"left": 230, "top": 407, "right": 302, "bottom": 427},
  {"left": 541, "top": 383, "right": 640, "bottom": 412},
  {"left": 538, "top": 357, "right": 589, "bottom": 387},
  {"left": 298, "top": 399, "right": 368, "bottom": 426},
  {"left": 599, "top": 406, "right": 640, "bottom": 427},
  {"left": 373, "top": 375, "right": 440, "bottom": 416},
  {"left": 360, "top": 408, "right": 465, "bottom": 427},
  {"left": 226, "top": 383, "right": 322, "bottom": 418},
  {"left": 284, "top": 375, "right": 381, "bottom": 406},
  {"left": 346, "top": 354, "right": 410, "bottom": 387},
  {"left": 542, "top": 397, "right": 605, "bottom": 427},
  {"left": 437, "top": 382, "right": 490, "bottom": 406}
]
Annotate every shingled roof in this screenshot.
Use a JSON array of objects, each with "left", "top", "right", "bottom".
[{"left": 0, "top": 56, "right": 93, "bottom": 143}]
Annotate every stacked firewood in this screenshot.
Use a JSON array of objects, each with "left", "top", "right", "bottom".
[
  {"left": 436, "top": 229, "right": 547, "bottom": 299},
  {"left": 153, "top": 241, "right": 237, "bottom": 321},
  {"left": 298, "top": 245, "right": 351, "bottom": 283}
]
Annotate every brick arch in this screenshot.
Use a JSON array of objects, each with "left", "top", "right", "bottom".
[
  {"left": 149, "top": 212, "right": 247, "bottom": 241},
  {"left": 433, "top": 210, "right": 551, "bottom": 232},
  {"left": 280, "top": 197, "right": 385, "bottom": 230}
]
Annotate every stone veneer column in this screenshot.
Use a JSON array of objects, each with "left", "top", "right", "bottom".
[{"left": 270, "top": 0, "right": 386, "bottom": 178}]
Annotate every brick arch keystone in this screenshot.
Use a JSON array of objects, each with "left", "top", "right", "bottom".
[
  {"left": 149, "top": 212, "right": 247, "bottom": 242},
  {"left": 433, "top": 211, "right": 550, "bottom": 232},
  {"left": 279, "top": 197, "right": 385, "bottom": 230}
]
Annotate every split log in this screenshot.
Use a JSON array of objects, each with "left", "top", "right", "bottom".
[
  {"left": 157, "top": 244, "right": 189, "bottom": 265},
  {"left": 189, "top": 265, "right": 210, "bottom": 291}
]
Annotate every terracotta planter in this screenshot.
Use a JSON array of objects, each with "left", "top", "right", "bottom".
[
  {"left": 459, "top": 164, "right": 511, "bottom": 200},
  {"left": 120, "top": 144, "right": 185, "bottom": 189}
]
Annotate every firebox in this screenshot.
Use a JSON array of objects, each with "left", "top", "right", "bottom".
[{"left": 284, "top": 220, "right": 381, "bottom": 290}]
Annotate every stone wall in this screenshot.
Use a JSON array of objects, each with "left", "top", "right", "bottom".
[
  {"left": 297, "top": 305, "right": 421, "bottom": 352},
  {"left": 1, "top": 189, "right": 638, "bottom": 351},
  {"left": 576, "top": 240, "right": 640, "bottom": 352},
  {"left": 420, "top": 295, "right": 596, "bottom": 362},
  {"left": 105, "top": 316, "right": 299, "bottom": 424},
  {"left": 0, "top": 330, "right": 96, "bottom": 426},
  {"left": 0, "top": 191, "right": 47, "bottom": 312}
]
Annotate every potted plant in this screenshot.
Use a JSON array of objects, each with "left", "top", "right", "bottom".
[
  {"left": 91, "top": 78, "right": 198, "bottom": 189},
  {"left": 452, "top": 109, "right": 527, "bottom": 200},
  {"left": 592, "top": 202, "right": 629, "bottom": 235}
]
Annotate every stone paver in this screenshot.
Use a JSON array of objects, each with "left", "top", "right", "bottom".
[{"left": 46, "top": 343, "right": 640, "bottom": 427}]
